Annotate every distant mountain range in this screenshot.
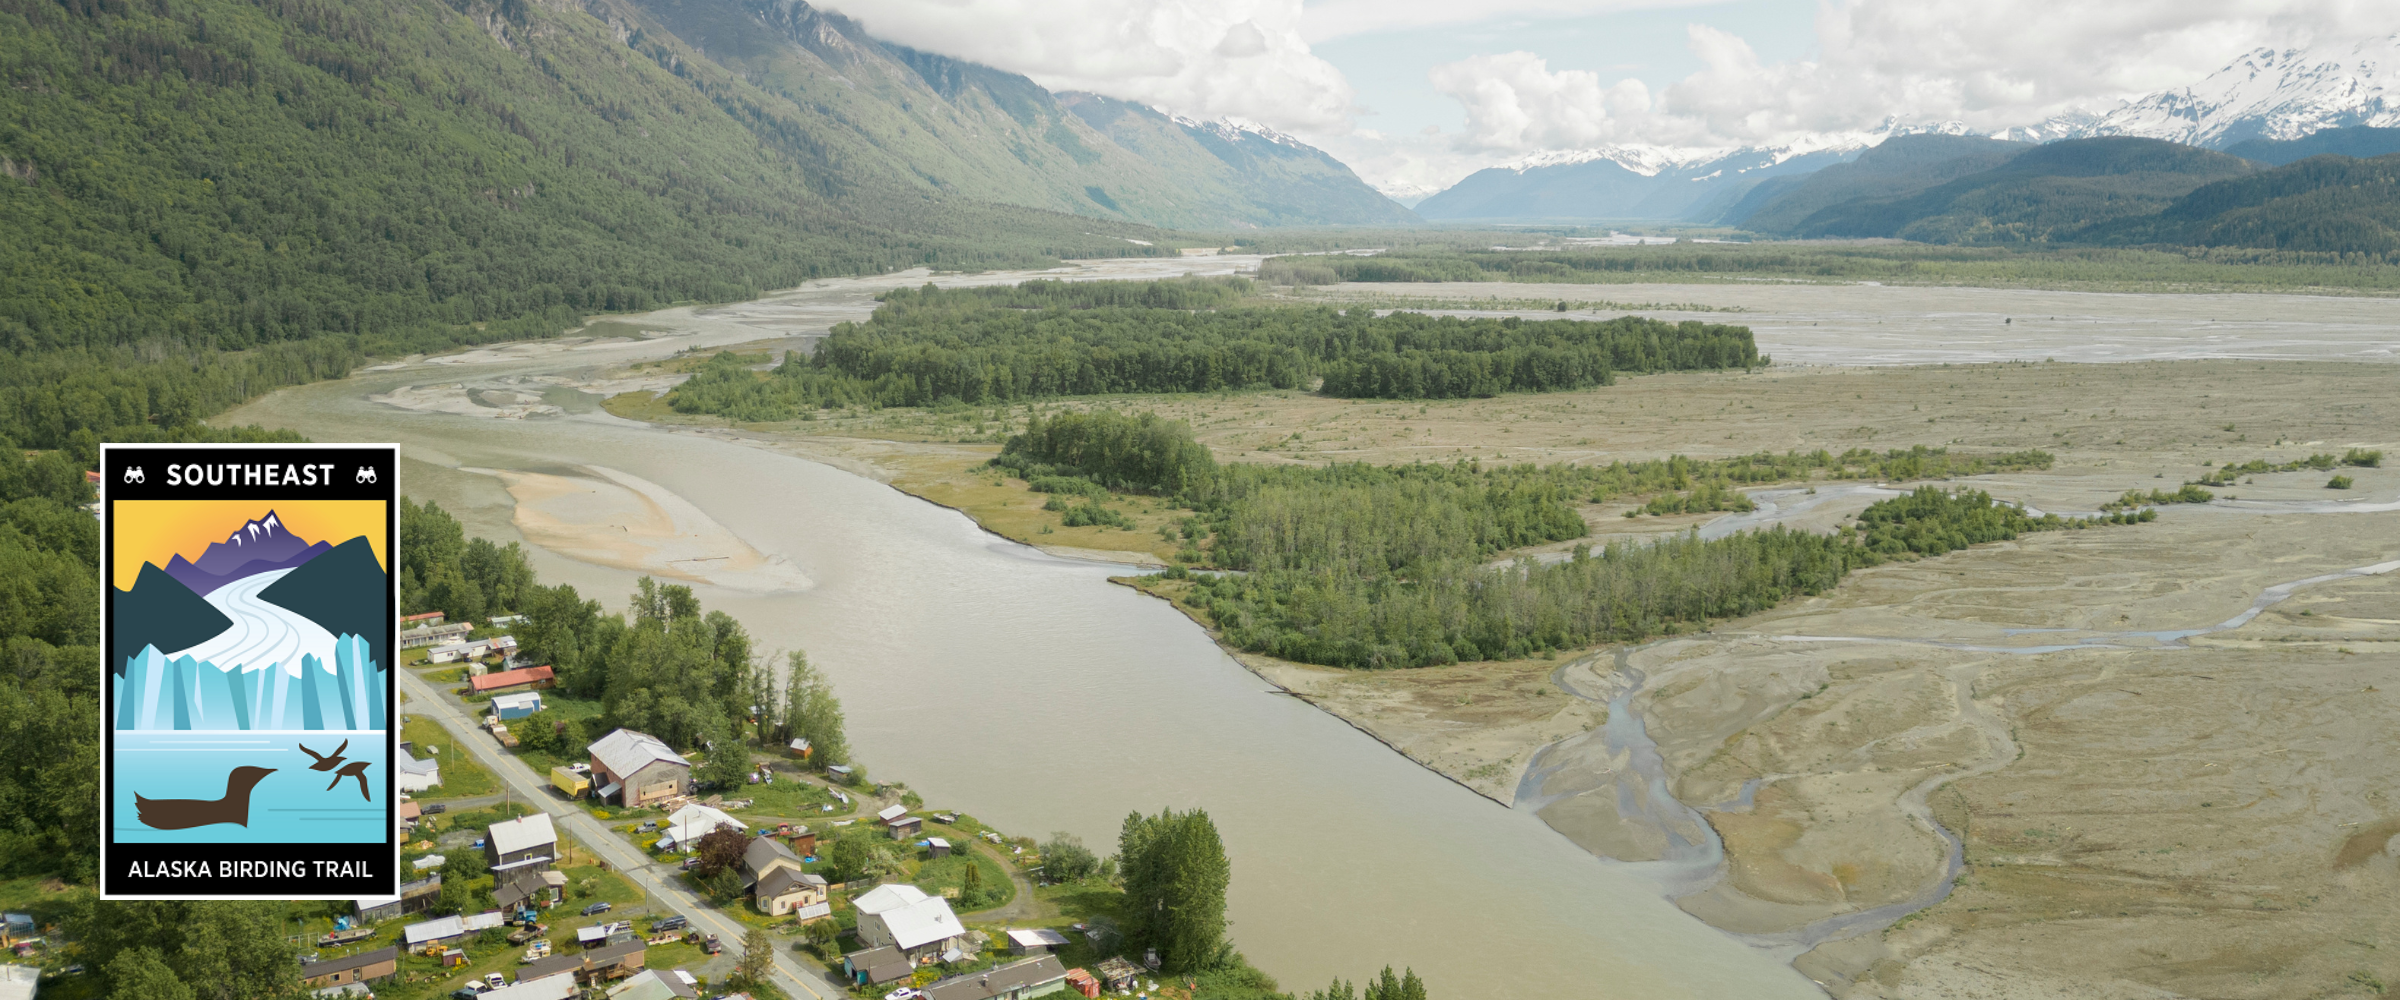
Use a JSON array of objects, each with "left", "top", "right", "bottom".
[{"left": 1417, "top": 33, "right": 2400, "bottom": 226}]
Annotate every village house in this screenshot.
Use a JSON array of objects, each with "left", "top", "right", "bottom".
[
  {"left": 518, "top": 952, "right": 586, "bottom": 984},
  {"left": 467, "top": 662, "right": 551, "bottom": 694},
  {"left": 401, "top": 910, "right": 504, "bottom": 949},
  {"left": 851, "top": 884, "right": 966, "bottom": 963},
  {"left": 579, "top": 938, "right": 647, "bottom": 985},
  {"left": 740, "top": 833, "right": 805, "bottom": 888},
  {"left": 755, "top": 867, "right": 829, "bottom": 917},
  {"left": 920, "top": 955, "right": 1070, "bottom": 1000},
  {"left": 427, "top": 633, "right": 514, "bottom": 662},
  {"left": 300, "top": 946, "right": 399, "bottom": 991},
  {"left": 353, "top": 873, "right": 441, "bottom": 922},
  {"left": 400, "top": 620, "right": 472, "bottom": 649},
  {"left": 589, "top": 728, "right": 693, "bottom": 807},
  {"left": 654, "top": 803, "right": 744, "bottom": 852},
  {"left": 608, "top": 968, "right": 703, "bottom": 1000},
  {"left": 396, "top": 744, "right": 441, "bottom": 792},
  {"left": 495, "top": 867, "right": 566, "bottom": 912},
  {"left": 484, "top": 971, "right": 579, "bottom": 1000},
  {"left": 486, "top": 812, "right": 558, "bottom": 874}
]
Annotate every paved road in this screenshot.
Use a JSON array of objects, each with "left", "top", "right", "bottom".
[{"left": 398, "top": 670, "right": 835, "bottom": 999}]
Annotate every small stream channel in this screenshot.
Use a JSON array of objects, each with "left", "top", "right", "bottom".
[{"left": 1510, "top": 489, "right": 2400, "bottom": 963}]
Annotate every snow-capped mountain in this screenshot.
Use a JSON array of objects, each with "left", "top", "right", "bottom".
[
  {"left": 1417, "top": 120, "right": 1983, "bottom": 221},
  {"left": 162, "top": 509, "right": 330, "bottom": 596},
  {"left": 1167, "top": 112, "right": 1315, "bottom": 151},
  {"left": 2063, "top": 33, "right": 2400, "bottom": 148}
]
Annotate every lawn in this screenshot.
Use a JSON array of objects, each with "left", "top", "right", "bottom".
[{"left": 401, "top": 716, "right": 499, "bottom": 800}]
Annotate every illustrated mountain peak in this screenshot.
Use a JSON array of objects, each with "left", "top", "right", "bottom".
[{"left": 163, "top": 509, "right": 331, "bottom": 596}]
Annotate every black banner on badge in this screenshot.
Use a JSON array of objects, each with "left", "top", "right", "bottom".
[{"left": 100, "top": 444, "right": 401, "bottom": 900}]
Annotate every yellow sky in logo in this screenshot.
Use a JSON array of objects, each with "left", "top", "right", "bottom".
[{"left": 112, "top": 499, "right": 388, "bottom": 591}]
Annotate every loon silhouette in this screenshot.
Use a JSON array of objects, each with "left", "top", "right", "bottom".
[
  {"left": 327, "top": 760, "right": 372, "bottom": 801},
  {"left": 135, "top": 766, "right": 276, "bottom": 830},
  {"left": 297, "top": 739, "right": 349, "bottom": 772}
]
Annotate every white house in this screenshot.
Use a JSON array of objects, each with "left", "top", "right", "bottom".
[
  {"left": 653, "top": 803, "right": 746, "bottom": 852},
  {"left": 396, "top": 745, "right": 441, "bottom": 792},
  {"left": 852, "top": 884, "right": 966, "bottom": 961}
]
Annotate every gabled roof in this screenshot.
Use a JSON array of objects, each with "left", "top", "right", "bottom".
[
  {"left": 756, "top": 867, "right": 824, "bottom": 899},
  {"left": 395, "top": 745, "right": 438, "bottom": 776},
  {"left": 879, "top": 895, "right": 966, "bottom": 951},
  {"left": 402, "top": 915, "right": 465, "bottom": 945},
  {"left": 471, "top": 665, "right": 554, "bottom": 692},
  {"left": 1004, "top": 928, "right": 1071, "bottom": 949},
  {"left": 301, "top": 946, "right": 398, "bottom": 980},
  {"left": 587, "top": 938, "right": 647, "bottom": 966},
  {"left": 876, "top": 804, "right": 909, "bottom": 823},
  {"left": 492, "top": 691, "right": 543, "bottom": 710},
  {"left": 922, "top": 956, "right": 1068, "bottom": 1000},
  {"left": 657, "top": 804, "right": 744, "bottom": 850},
  {"left": 520, "top": 953, "right": 586, "bottom": 981},
  {"left": 489, "top": 813, "right": 557, "bottom": 855},
  {"left": 607, "top": 970, "right": 681, "bottom": 1000},
  {"left": 484, "top": 971, "right": 578, "bottom": 1000},
  {"left": 844, "top": 946, "right": 913, "bottom": 985},
  {"left": 850, "top": 883, "right": 929, "bottom": 915},
  {"left": 742, "top": 834, "right": 803, "bottom": 878},
  {"left": 590, "top": 728, "right": 690, "bottom": 777}
]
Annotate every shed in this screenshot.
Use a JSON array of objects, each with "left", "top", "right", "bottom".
[
  {"left": 492, "top": 691, "right": 545, "bottom": 720},
  {"left": 876, "top": 804, "right": 909, "bottom": 824},
  {"left": 1005, "top": 928, "right": 1071, "bottom": 955},
  {"left": 926, "top": 837, "right": 951, "bottom": 858},
  {"left": 787, "top": 737, "right": 811, "bottom": 759},
  {"left": 1093, "top": 957, "right": 1143, "bottom": 992},
  {"left": 888, "top": 815, "right": 923, "bottom": 840}
]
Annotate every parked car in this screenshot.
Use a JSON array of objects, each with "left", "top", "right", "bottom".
[
  {"left": 884, "top": 988, "right": 922, "bottom": 1000},
  {"left": 449, "top": 989, "right": 482, "bottom": 1000},
  {"left": 581, "top": 901, "right": 612, "bottom": 916},
  {"left": 650, "top": 915, "right": 687, "bottom": 933},
  {"left": 699, "top": 933, "right": 723, "bottom": 955},
  {"left": 423, "top": 802, "right": 446, "bottom": 814}
]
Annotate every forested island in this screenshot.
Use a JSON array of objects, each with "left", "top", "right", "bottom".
[{"left": 662, "top": 277, "right": 1761, "bottom": 416}]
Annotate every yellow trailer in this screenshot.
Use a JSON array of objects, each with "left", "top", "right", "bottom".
[{"left": 550, "top": 766, "right": 590, "bottom": 799}]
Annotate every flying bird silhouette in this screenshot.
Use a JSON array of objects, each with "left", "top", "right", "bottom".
[
  {"left": 327, "top": 760, "right": 373, "bottom": 802},
  {"left": 136, "top": 766, "right": 276, "bottom": 830},
  {"left": 297, "top": 739, "right": 349, "bottom": 772}
]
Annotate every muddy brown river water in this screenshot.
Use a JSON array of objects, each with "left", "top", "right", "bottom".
[{"left": 222, "top": 260, "right": 2400, "bottom": 997}]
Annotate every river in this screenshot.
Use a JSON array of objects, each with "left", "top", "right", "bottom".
[{"left": 223, "top": 260, "right": 1831, "bottom": 998}]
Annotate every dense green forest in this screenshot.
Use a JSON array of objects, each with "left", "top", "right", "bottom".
[
  {"left": 1273, "top": 242, "right": 2400, "bottom": 292},
  {"left": 663, "top": 278, "right": 1761, "bottom": 415},
  {"left": 0, "top": 0, "right": 1192, "bottom": 450},
  {"left": 1001, "top": 410, "right": 2080, "bottom": 668}
]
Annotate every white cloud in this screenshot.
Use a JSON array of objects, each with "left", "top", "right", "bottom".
[
  {"left": 1425, "top": 0, "right": 2400, "bottom": 156},
  {"left": 831, "top": 0, "right": 1355, "bottom": 132},
  {"left": 1299, "top": 0, "right": 1715, "bottom": 44}
]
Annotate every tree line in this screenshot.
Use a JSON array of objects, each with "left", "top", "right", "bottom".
[
  {"left": 995, "top": 411, "right": 2088, "bottom": 669},
  {"left": 663, "top": 279, "right": 1762, "bottom": 417}
]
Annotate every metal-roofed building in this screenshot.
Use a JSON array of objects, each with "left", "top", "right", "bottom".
[
  {"left": 588, "top": 728, "right": 692, "bottom": 808},
  {"left": 921, "top": 955, "right": 1070, "bottom": 1000},
  {"left": 486, "top": 812, "right": 557, "bottom": 873}
]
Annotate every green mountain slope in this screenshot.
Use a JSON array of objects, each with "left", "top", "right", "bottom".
[
  {"left": 0, "top": 0, "right": 1176, "bottom": 447},
  {"left": 2225, "top": 126, "right": 2400, "bottom": 166},
  {"left": 619, "top": 0, "right": 1412, "bottom": 228},
  {"left": 1790, "top": 137, "right": 2256, "bottom": 244},
  {"left": 1736, "top": 134, "right": 2030, "bottom": 234},
  {"left": 2092, "top": 153, "right": 2400, "bottom": 253}
]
